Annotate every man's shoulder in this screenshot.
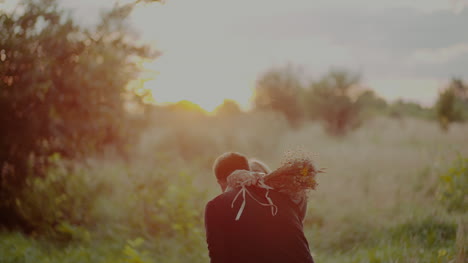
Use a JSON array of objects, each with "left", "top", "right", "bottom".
[
  {"left": 206, "top": 190, "right": 238, "bottom": 208},
  {"left": 205, "top": 190, "right": 239, "bottom": 221}
]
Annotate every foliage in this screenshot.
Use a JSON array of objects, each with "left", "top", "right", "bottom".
[
  {"left": 0, "top": 0, "right": 156, "bottom": 227},
  {"left": 437, "top": 155, "right": 468, "bottom": 213},
  {"left": 0, "top": 232, "right": 157, "bottom": 263},
  {"left": 0, "top": 215, "right": 460, "bottom": 263},
  {"left": 389, "top": 99, "right": 434, "bottom": 120},
  {"left": 436, "top": 87, "right": 460, "bottom": 130},
  {"left": 2, "top": 0, "right": 466, "bottom": 262},
  {"left": 435, "top": 78, "right": 468, "bottom": 131},
  {"left": 166, "top": 100, "right": 207, "bottom": 115},
  {"left": 304, "top": 69, "right": 362, "bottom": 136},
  {"left": 13, "top": 153, "right": 207, "bottom": 244},
  {"left": 0, "top": 156, "right": 208, "bottom": 261},
  {"left": 355, "top": 90, "right": 388, "bottom": 117},
  {"left": 0, "top": 116, "right": 467, "bottom": 262},
  {"left": 253, "top": 65, "right": 304, "bottom": 128},
  {"left": 451, "top": 78, "right": 468, "bottom": 121},
  {"left": 123, "top": 170, "right": 206, "bottom": 241},
  {"left": 390, "top": 216, "right": 457, "bottom": 248},
  {"left": 15, "top": 156, "right": 98, "bottom": 240},
  {"left": 214, "top": 99, "right": 242, "bottom": 116},
  {"left": 308, "top": 215, "right": 459, "bottom": 263},
  {"left": 121, "top": 238, "right": 154, "bottom": 263}
]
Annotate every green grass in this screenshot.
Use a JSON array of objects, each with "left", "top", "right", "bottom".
[
  {"left": 0, "top": 216, "right": 462, "bottom": 263},
  {"left": 1, "top": 115, "right": 467, "bottom": 263}
]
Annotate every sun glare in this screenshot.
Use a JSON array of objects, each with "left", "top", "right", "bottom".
[
  {"left": 129, "top": 1, "right": 257, "bottom": 113},
  {"left": 140, "top": 55, "right": 253, "bottom": 113}
]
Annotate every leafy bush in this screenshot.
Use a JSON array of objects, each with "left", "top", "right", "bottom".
[
  {"left": 121, "top": 171, "right": 206, "bottom": 238},
  {"left": 12, "top": 150, "right": 207, "bottom": 246},
  {"left": 0, "top": 0, "right": 155, "bottom": 227},
  {"left": 437, "top": 155, "right": 468, "bottom": 213},
  {"left": 15, "top": 156, "right": 99, "bottom": 240},
  {"left": 436, "top": 87, "right": 460, "bottom": 131},
  {"left": 435, "top": 78, "right": 468, "bottom": 131}
]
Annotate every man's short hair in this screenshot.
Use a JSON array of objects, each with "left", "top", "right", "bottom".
[{"left": 213, "top": 152, "right": 250, "bottom": 182}]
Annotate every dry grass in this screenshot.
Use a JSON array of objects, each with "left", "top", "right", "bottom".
[
  {"left": 140, "top": 112, "right": 468, "bottom": 215},
  {"left": 3, "top": 112, "right": 466, "bottom": 263},
  {"left": 137, "top": 112, "right": 468, "bottom": 261}
]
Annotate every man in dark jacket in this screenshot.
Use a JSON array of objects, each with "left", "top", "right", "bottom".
[{"left": 205, "top": 152, "right": 314, "bottom": 263}]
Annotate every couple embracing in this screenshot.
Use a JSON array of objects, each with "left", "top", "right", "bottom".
[{"left": 204, "top": 152, "right": 315, "bottom": 263}]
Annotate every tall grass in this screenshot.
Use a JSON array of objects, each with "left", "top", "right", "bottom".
[{"left": 2, "top": 112, "right": 467, "bottom": 263}]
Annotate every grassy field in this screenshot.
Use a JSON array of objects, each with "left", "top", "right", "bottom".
[{"left": 1, "top": 114, "right": 467, "bottom": 263}]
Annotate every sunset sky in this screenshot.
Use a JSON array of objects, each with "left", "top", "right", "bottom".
[{"left": 3, "top": 0, "right": 468, "bottom": 111}]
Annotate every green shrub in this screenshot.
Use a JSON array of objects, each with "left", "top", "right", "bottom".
[
  {"left": 390, "top": 216, "right": 457, "bottom": 247},
  {"left": 128, "top": 171, "right": 207, "bottom": 260},
  {"left": 437, "top": 155, "right": 468, "bottom": 213},
  {"left": 0, "top": 0, "right": 156, "bottom": 227},
  {"left": 0, "top": 232, "right": 159, "bottom": 263},
  {"left": 16, "top": 156, "right": 98, "bottom": 241}
]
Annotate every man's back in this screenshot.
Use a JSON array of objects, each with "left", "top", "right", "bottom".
[{"left": 205, "top": 186, "right": 314, "bottom": 263}]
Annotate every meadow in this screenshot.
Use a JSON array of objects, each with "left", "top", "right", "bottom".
[{"left": 1, "top": 112, "right": 467, "bottom": 263}]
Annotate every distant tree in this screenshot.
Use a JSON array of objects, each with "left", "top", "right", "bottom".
[
  {"left": 388, "top": 100, "right": 433, "bottom": 120},
  {"left": 214, "top": 99, "right": 242, "bottom": 116},
  {"left": 167, "top": 100, "right": 207, "bottom": 115},
  {"left": 450, "top": 78, "right": 468, "bottom": 121},
  {"left": 305, "top": 69, "right": 361, "bottom": 136},
  {"left": 253, "top": 66, "right": 304, "bottom": 128},
  {"left": 0, "top": 0, "right": 156, "bottom": 227},
  {"left": 436, "top": 89, "right": 457, "bottom": 131},
  {"left": 355, "top": 90, "right": 388, "bottom": 116},
  {"left": 435, "top": 78, "right": 467, "bottom": 131},
  {"left": 450, "top": 78, "right": 467, "bottom": 100}
]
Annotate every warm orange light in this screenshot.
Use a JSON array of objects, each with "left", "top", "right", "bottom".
[
  {"left": 167, "top": 100, "right": 208, "bottom": 114},
  {"left": 139, "top": 56, "right": 253, "bottom": 113}
]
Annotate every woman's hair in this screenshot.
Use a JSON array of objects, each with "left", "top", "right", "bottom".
[
  {"left": 213, "top": 152, "right": 250, "bottom": 182},
  {"left": 249, "top": 159, "right": 271, "bottom": 174}
]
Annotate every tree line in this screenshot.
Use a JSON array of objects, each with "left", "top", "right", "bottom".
[{"left": 249, "top": 65, "right": 468, "bottom": 134}]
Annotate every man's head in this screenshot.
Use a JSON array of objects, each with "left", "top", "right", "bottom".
[{"left": 213, "top": 152, "right": 250, "bottom": 191}]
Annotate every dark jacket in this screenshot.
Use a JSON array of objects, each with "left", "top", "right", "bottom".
[{"left": 204, "top": 186, "right": 314, "bottom": 263}]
